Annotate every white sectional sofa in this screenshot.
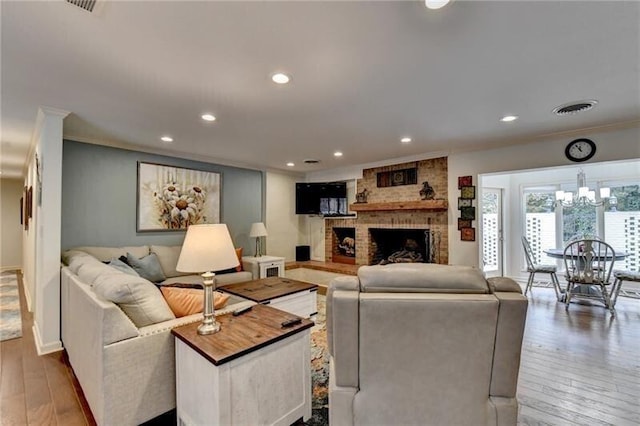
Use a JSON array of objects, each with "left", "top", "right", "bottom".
[{"left": 61, "top": 245, "right": 254, "bottom": 426}]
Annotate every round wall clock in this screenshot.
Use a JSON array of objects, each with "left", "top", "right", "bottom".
[{"left": 565, "top": 138, "right": 596, "bottom": 162}]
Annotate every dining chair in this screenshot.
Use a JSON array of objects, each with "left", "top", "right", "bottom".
[
  {"left": 563, "top": 239, "right": 616, "bottom": 314},
  {"left": 521, "top": 236, "right": 563, "bottom": 301},
  {"left": 611, "top": 270, "right": 640, "bottom": 307}
]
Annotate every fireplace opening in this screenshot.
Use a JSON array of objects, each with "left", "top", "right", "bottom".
[
  {"left": 332, "top": 227, "right": 356, "bottom": 264},
  {"left": 369, "top": 228, "right": 431, "bottom": 265}
]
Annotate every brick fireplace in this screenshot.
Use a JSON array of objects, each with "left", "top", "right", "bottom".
[{"left": 325, "top": 157, "right": 449, "bottom": 265}]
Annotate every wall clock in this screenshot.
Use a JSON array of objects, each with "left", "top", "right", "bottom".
[{"left": 565, "top": 138, "right": 596, "bottom": 162}]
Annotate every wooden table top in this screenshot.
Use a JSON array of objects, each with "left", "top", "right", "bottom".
[
  {"left": 218, "top": 277, "right": 318, "bottom": 303},
  {"left": 171, "top": 304, "right": 313, "bottom": 366}
]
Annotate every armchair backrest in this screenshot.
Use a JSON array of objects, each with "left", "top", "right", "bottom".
[{"left": 327, "top": 263, "right": 528, "bottom": 426}]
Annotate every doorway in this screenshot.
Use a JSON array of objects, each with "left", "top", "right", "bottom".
[{"left": 482, "top": 188, "right": 503, "bottom": 277}]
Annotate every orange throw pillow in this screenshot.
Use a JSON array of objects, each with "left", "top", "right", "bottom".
[
  {"left": 160, "top": 287, "right": 230, "bottom": 318},
  {"left": 235, "top": 247, "right": 243, "bottom": 272}
]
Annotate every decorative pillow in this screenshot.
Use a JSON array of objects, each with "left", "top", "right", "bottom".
[
  {"left": 126, "top": 252, "right": 167, "bottom": 283},
  {"left": 150, "top": 245, "right": 183, "bottom": 278},
  {"left": 235, "top": 248, "right": 243, "bottom": 272},
  {"left": 92, "top": 273, "right": 175, "bottom": 327},
  {"left": 160, "top": 288, "right": 230, "bottom": 318},
  {"left": 108, "top": 258, "right": 139, "bottom": 277}
]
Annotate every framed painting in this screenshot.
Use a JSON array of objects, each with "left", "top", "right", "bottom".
[
  {"left": 458, "top": 218, "right": 472, "bottom": 230},
  {"left": 458, "top": 198, "right": 472, "bottom": 209},
  {"left": 460, "top": 185, "right": 476, "bottom": 199},
  {"left": 20, "top": 197, "right": 23, "bottom": 225},
  {"left": 137, "top": 162, "right": 221, "bottom": 232},
  {"left": 460, "top": 206, "right": 475, "bottom": 220},
  {"left": 461, "top": 227, "right": 476, "bottom": 242},
  {"left": 458, "top": 175, "right": 472, "bottom": 189}
]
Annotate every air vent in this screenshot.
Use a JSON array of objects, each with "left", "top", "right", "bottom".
[
  {"left": 553, "top": 100, "right": 598, "bottom": 116},
  {"left": 66, "top": 0, "right": 98, "bottom": 12},
  {"left": 303, "top": 159, "right": 320, "bottom": 164}
]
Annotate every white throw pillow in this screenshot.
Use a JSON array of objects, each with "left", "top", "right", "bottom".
[{"left": 92, "top": 273, "right": 175, "bottom": 327}]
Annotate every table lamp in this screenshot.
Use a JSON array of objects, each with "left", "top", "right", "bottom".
[
  {"left": 249, "top": 222, "right": 268, "bottom": 257},
  {"left": 176, "top": 224, "right": 239, "bottom": 335}
]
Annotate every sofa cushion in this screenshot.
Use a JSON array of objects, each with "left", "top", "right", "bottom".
[
  {"left": 358, "top": 263, "right": 490, "bottom": 293},
  {"left": 127, "top": 252, "right": 167, "bottom": 283},
  {"left": 150, "top": 245, "right": 183, "bottom": 278},
  {"left": 160, "top": 287, "right": 230, "bottom": 317},
  {"left": 72, "top": 246, "right": 150, "bottom": 262},
  {"left": 92, "top": 273, "right": 175, "bottom": 327},
  {"left": 108, "top": 258, "right": 140, "bottom": 277}
]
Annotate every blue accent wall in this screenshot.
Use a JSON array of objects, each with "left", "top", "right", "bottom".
[{"left": 61, "top": 140, "right": 264, "bottom": 251}]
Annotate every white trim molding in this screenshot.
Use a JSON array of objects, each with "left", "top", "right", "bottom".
[{"left": 32, "top": 324, "right": 62, "bottom": 355}]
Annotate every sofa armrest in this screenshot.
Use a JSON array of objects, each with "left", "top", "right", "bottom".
[{"left": 490, "top": 292, "right": 528, "bottom": 397}]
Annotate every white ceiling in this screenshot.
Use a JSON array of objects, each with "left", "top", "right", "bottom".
[{"left": 2, "top": 1, "right": 639, "bottom": 179}]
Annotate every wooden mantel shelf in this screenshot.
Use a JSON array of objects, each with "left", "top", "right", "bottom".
[{"left": 349, "top": 200, "right": 448, "bottom": 212}]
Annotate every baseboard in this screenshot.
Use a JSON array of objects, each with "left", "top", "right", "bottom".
[
  {"left": 32, "top": 323, "right": 63, "bottom": 355},
  {"left": 22, "top": 276, "right": 33, "bottom": 313}
]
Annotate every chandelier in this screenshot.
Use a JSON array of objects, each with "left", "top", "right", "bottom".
[{"left": 554, "top": 169, "right": 616, "bottom": 208}]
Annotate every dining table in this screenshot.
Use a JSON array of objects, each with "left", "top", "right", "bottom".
[{"left": 544, "top": 248, "right": 629, "bottom": 297}]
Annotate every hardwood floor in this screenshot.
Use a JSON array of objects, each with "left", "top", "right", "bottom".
[
  {"left": 1, "top": 270, "right": 639, "bottom": 425},
  {"left": 517, "top": 287, "right": 640, "bottom": 426},
  {"left": 0, "top": 271, "right": 95, "bottom": 426}
]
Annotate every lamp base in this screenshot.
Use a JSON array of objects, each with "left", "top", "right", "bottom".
[
  {"left": 197, "top": 271, "right": 221, "bottom": 335},
  {"left": 197, "top": 320, "right": 221, "bottom": 335}
]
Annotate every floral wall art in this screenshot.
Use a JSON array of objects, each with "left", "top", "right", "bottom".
[{"left": 137, "top": 162, "right": 221, "bottom": 231}]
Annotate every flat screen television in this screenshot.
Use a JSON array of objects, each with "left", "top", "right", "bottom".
[{"left": 296, "top": 182, "right": 348, "bottom": 216}]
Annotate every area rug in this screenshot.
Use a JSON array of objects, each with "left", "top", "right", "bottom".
[{"left": 0, "top": 270, "right": 22, "bottom": 341}]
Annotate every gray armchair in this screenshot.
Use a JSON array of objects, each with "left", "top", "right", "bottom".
[{"left": 327, "top": 264, "right": 528, "bottom": 426}]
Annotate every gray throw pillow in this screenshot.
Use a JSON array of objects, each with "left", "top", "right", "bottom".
[
  {"left": 108, "top": 258, "right": 140, "bottom": 277},
  {"left": 126, "top": 252, "right": 167, "bottom": 283}
]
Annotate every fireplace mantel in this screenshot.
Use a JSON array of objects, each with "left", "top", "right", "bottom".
[{"left": 349, "top": 200, "right": 448, "bottom": 212}]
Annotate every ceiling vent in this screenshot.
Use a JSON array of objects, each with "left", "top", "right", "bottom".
[
  {"left": 303, "top": 159, "right": 320, "bottom": 164},
  {"left": 66, "top": 0, "right": 99, "bottom": 13},
  {"left": 553, "top": 100, "right": 598, "bottom": 116}
]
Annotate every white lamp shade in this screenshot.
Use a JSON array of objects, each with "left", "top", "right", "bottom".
[
  {"left": 555, "top": 190, "right": 565, "bottom": 201},
  {"left": 249, "top": 222, "right": 268, "bottom": 237},
  {"left": 176, "top": 224, "right": 239, "bottom": 273},
  {"left": 600, "top": 187, "right": 611, "bottom": 199}
]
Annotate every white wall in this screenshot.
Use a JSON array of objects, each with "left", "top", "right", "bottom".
[
  {"left": 265, "top": 171, "right": 305, "bottom": 261},
  {"left": 0, "top": 178, "right": 24, "bottom": 271},
  {"left": 22, "top": 107, "right": 68, "bottom": 355}
]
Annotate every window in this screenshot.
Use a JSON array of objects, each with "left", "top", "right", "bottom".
[
  {"left": 524, "top": 190, "right": 556, "bottom": 266},
  {"left": 522, "top": 180, "right": 639, "bottom": 272}
]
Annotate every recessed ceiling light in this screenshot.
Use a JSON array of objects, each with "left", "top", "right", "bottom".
[
  {"left": 201, "top": 114, "right": 216, "bottom": 122},
  {"left": 500, "top": 115, "right": 518, "bottom": 122},
  {"left": 271, "top": 73, "right": 291, "bottom": 84},
  {"left": 160, "top": 136, "right": 173, "bottom": 142},
  {"left": 401, "top": 137, "right": 412, "bottom": 143},
  {"left": 286, "top": 162, "right": 295, "bottom": 167},
  {"left": 334, "top": 151, "right": 343, "bottom": 157},
  {"left": 425, "top": 0, "right": 450, "bottom": 10}
]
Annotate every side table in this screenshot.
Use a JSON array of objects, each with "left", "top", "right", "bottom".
[
  {"left": 242, "top": 255, "right": 286, "bottom": 279},
  {"left": 219, "top": 277, "right": 318, "bottom": 319},
  {"left": 172, "top": 305, "right": 313, "bottom": 426}
]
